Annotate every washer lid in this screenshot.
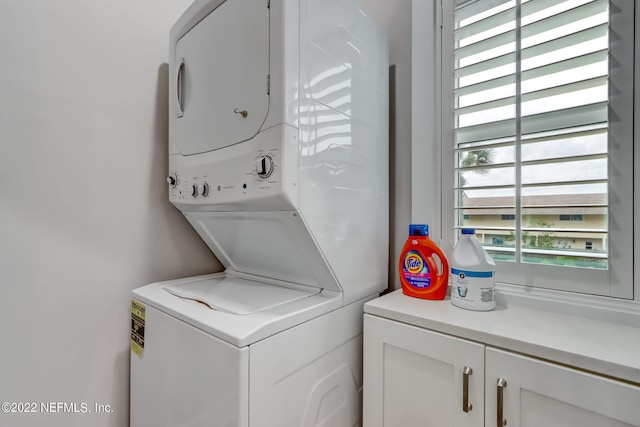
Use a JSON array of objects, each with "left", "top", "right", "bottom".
[
  {"left": 184, "top": 211, "right": 343, "bottom": 293},
  {"left": 164, "top": 275, "right": 320, "bottom": 315},
  {"left": 132, "top": 273, "right": 343, "bottom": 347}
]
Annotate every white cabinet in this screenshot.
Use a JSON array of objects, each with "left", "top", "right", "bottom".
[
  {"left": 364, "top": 306, "right": 640, "bottom": 427},
  {"left": 486, "top": 348, "right": 640, "bottom": 427},
  {"left": 363, "top": 315, "right": 484, "bottom": 427}
]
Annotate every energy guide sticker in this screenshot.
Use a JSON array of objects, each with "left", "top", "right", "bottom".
[{"left": 131, "top": 300, "right": 145, "bottom": 358}]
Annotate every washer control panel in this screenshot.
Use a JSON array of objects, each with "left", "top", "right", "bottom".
[
  {"left": 167, "top": 125, "right": 298, "bottom": 210},
  {"left": 168, "top": 147, "right": 286, "bottom": 206}
]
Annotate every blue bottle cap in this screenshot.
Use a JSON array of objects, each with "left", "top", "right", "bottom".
[
  {"left": 461, "top": 228, "right": 475, "bottom": 234},
  {"left": 409, "top": 224, "right": 429, "bottom": 236}
]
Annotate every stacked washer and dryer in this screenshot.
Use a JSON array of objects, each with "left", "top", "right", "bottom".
[{"left": 130, "top": 0, "right": 388, "bottom": 425}]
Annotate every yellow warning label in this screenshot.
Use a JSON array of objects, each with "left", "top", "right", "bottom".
[{"left": 131, "top": 300, "right": 145, "bottom": 358}]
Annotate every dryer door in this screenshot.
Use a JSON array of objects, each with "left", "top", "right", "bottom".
[{"left": 172, "top": 0, "right": 269, "bottom": 155}]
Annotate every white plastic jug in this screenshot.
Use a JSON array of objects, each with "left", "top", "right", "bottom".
[{"left": 450, "top": 228, "right": 496, "bottom": 311}]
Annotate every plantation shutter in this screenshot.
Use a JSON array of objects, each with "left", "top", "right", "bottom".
[{"left": 445, "top": 0, "right": 634, "bottom": 297}]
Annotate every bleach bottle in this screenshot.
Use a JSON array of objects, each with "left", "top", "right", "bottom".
[
  {"left": 450, "top": 228, "right": 496, "bottom": 311},
  {"left": 399, "top": 224, "right": 449, "bottom": 300}
]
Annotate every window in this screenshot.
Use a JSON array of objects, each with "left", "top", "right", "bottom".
[
  {"left": 559, "top": 214, "right": 583, "bottom": 221},
  {"left": 441, "top": 0, "right": 634, "bottom": 298}
]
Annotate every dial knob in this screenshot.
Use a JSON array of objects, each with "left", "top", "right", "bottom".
[
  {"left": 167, "top": 174, "right": 177, "bottom": 188},
  {"left": 201, "top": 183, "right": 210, "bottom": 197},
  {"left": 191, "top": 184, "right": 198, "bottom": 197},
  {"left": 256, "top": 155, "right": 274, "bottom": 178}
]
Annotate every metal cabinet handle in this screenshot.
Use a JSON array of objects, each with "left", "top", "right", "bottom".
[
  {"left": 463, "top": 366, "right": 473, "bottom": 412},
  {"left": 176, "top": 59, "right": 185, "bottom": 117},
  {"left": 497, "top": 378, "right": 507, "bottom": 426}
]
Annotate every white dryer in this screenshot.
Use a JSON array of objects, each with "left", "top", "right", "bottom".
[{"left": 130, "top": 0, "right": 388, "bottom": 425}]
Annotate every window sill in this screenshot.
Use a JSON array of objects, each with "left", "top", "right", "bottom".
[
  {"left": 365, "top": 288, "right": 640, "bottom": 385},
  {"left": 495, "top": 282, "right": 640, "bottom": 327}
]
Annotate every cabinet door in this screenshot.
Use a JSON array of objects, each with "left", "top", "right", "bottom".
[
  {"left": 486, "top": 347, "right": 640, "bottom": 427},
  {"left": 363, "top": 314, "right": 484, "bottom": 427},
  {"left": 172, "top": 0, "right": 269, "bottom": 155}
]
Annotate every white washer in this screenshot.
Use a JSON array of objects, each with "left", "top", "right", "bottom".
[{"left": 130, "top": 0, "right": 388, "bottom": 425}]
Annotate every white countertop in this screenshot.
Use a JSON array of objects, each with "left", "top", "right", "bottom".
[{"left": 364, "top": 289, "right": 640, "bottom": 385}]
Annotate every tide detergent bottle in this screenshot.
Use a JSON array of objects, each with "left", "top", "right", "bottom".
[{"left": 399, "top": 224, "right": 450, "bottom": 300}]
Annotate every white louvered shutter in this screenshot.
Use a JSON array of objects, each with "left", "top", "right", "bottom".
[{"left": 443, "top": 0, "right": 634, "bottom": 297}]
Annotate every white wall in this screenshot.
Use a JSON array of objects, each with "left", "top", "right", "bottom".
[
  {"left": 360, "top": 0, "right": 413, "bottom": 291},
  {"left": 0, "top": 1, "right": 222, "bottom": 426}
]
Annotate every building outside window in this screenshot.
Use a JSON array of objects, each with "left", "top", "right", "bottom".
[{"left": 559, "top": 214, "right": 584, "bottom": 221}]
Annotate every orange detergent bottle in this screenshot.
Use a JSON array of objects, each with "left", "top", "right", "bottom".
[{"left": 399, "top": 224, "right": 450, "bottom": 300}]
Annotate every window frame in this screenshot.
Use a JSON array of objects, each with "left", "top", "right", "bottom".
[{"left": 411, "top": 0, "right": 639, "bottom": 306}]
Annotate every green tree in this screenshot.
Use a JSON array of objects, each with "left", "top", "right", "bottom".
[
  {"left": 459, "top": 149, "right": 493, "bottom": 189},
  {"left": 523, "top": 219, "right": 554, "bottom": 248}
]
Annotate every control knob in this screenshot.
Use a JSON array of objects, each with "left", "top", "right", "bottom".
[
  {"left": 166, "top": 174, "right": 178, "bottom": 188},
  {"left": 201, "top": 183, "right": 210, "bottom": 197},
  {"left": 256, "top": 155, "right": 274, "bottom": 179}
]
